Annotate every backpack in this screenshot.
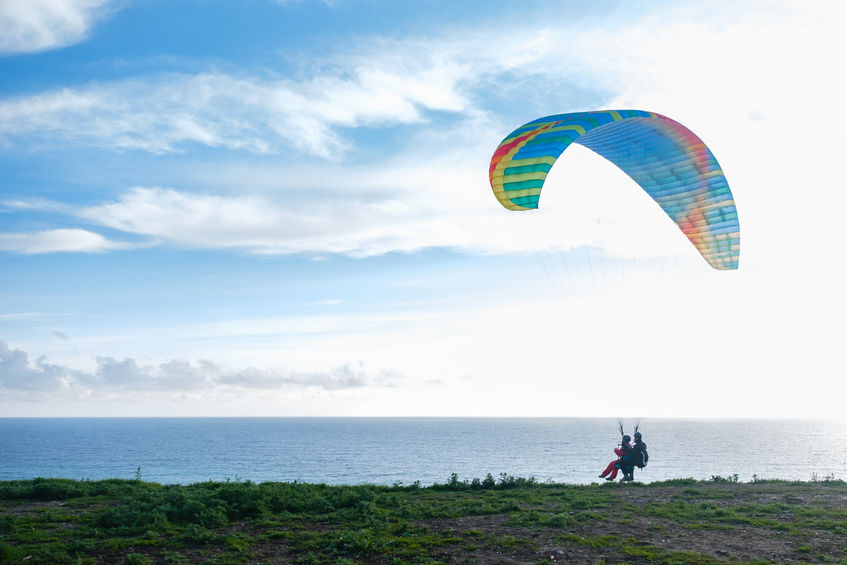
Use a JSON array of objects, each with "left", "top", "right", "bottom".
[{"left": 637, "top": 449, "right": 649, "bottom": 468}]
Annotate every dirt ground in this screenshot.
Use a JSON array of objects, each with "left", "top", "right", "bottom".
[{"left": 407, "top": 484, "right": 847, "bottom": 564}]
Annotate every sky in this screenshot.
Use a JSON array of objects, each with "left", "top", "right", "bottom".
[{"left": 1, "top": 0, "right": 845, "bottom": 418}]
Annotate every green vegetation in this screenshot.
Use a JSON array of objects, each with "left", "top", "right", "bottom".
[{"left": 1, "top": 475, "right": 845, "bottom": 564}]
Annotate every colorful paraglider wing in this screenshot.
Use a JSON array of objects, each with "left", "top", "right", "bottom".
[{"left": 489, "top": 110, "right": 740, "bottom": 270}]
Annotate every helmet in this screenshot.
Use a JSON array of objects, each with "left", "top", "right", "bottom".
[
  {"left": 633, "top": 431, "right": 642, "bottom": 439},
  {"left": 622, "top": 435, "right": 631, "bottom": 442}
]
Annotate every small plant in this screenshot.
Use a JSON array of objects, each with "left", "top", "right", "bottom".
[
  {"left": 180, "top": 524, "right": 216, "bottom": 545},
  {"left": 122, "top": 553, "right": 152, "bottom": 565},
  {"left": 0, "top": 542, "right": 19, "bottom": 562},
  {"left": 161, "top": 551, "right": 188, "bottom": 564},
  {"left": 709, "top": 474, "right": 739, "bottom": 484},
  {"left": 135, "top": 466, "right": 143, "bottom": 482}
]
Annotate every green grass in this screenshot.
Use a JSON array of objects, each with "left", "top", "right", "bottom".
[{"left": 1, "top": 476, "right": 845, "bottom": 564}]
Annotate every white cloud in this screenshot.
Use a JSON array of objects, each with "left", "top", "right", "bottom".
[
  {"left": 0, "top": 0, "right": 114, "bottom": 54},
  {"left": 0, "top": 228, "right": 133, "bottom": 253},
  {"left": 1, "top": 197, "right": 72, "bottom": 213},
  {"left": 0, "top": 340, "right": 84, "bottom": 391},
  {"left": 19, "top": 177, "right": 486, "bottom": 256},
  {"left": 217, "top": 362, "right": 394, "bottom": 391},
  {"left": 76, "top": 186, "right": 436, "bottom": 255},
  {"left": 0, "top": 340, "right": 399, "bottom": 398},
  {"left": 0, "top": 313, "right": 51, "bottom": 321},
  {"left": 0, "top": 60, "right": 470, "bottom": 156}
]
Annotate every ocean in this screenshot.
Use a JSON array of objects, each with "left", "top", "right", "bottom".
[{"left": 1, "top": 418, "right": 845, "bottom": 486}]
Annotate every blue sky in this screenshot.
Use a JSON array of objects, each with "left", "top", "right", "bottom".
[{"left": 1, "top": 0, "right": 846, "bottom": 418}]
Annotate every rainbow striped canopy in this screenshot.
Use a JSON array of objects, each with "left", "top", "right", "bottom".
[{"left": 489, "top": 110, "right": 740, "bottom": 270}]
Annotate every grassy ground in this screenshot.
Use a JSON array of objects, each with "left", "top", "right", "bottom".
[{"left": 1, "top": 474, "right": 845, "bottom": 564}]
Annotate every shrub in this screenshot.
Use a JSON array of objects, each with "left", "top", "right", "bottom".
[
  {"left": 447, "top": 473, "right": 463, "bottom": 489},
  {"left": 31, "top": 478, "right": 83, "bottom": 500}
]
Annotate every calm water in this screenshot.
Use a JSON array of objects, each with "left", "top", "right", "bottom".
[{"left": 1, "top": 418, "right": 845, "bottom": 485}]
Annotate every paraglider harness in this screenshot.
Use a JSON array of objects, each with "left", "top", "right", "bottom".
[{"left": 632, "top": 444, "right": 649, "bottom": 468}]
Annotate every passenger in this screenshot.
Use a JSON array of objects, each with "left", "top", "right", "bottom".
[{"left": 598, "top": 434, "right": 631, "bottom": 481}]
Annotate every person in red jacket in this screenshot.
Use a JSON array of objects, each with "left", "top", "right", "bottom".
[{"left": 598, "top": 435, "right": 631, "bottom": 480}]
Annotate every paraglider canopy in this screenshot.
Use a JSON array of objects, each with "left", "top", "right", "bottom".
[{"left": 489, "top": 110, "right": 740, "bottom": 270}]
